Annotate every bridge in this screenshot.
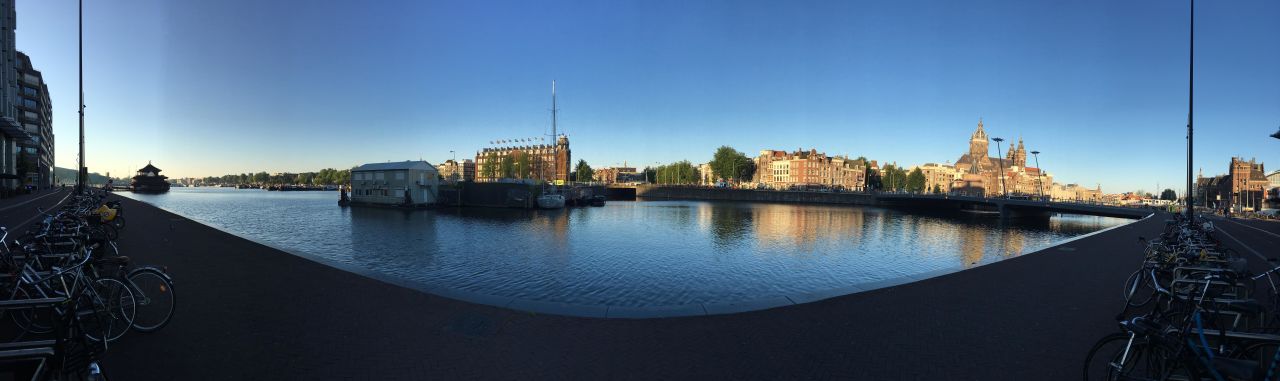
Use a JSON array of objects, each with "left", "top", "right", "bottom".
[{"left": 875, "top": 193, "right": 1152, "bottom": 219}]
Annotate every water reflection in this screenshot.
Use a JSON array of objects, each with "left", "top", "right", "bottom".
[
  {"left": 349, "top": 207, "right": 440, "bottom": 277},
  {"left": 707, "top": 203, "right": 753, "bottom": 249},
  {"left": 120, "top": 189, "right": 1131, "bottom": 307}
]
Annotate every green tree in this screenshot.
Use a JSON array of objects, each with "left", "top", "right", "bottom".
[
  {"left": 710, "top": 146, "right": 754, "bottom": 183},
  {"left": 865, "top": 165, "right": 882, "bottom": 190},
  {"left": 881, "top": 164, "right": 908, "bottom": 191},
  {"left": 252, "top": 172, "right": 269, "bottom": 184},
  {"left": 1160, "top": 188, "right": 1178, "bottom": 201},
  {"left": 336, "top": 169, "right": 350, "bottom": 185},
  {"left": 512, "top": 152, "right": 530, "bottom": 179},
  {"left": 574, "top": 160, "right": 593, "bottom": 182},
  {"left": 933, "top": 184, "right": 943, "bottom": 194},
  {"left": 481, "top": 153, "right": 499, "bottom": 180},
  {"left": 500, "top": 155, "right": 515, "bottom": 179},
  {"left": 906, "top": 168, "right": 926, "bottom": 193}
]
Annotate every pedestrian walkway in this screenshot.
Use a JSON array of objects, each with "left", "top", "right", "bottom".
[{"left": 93, "top": 199, "right": 1273, "bottom": 379}]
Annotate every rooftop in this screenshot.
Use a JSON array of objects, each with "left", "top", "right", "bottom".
[{"left": 353, "top": 160, "right": 437, "bottom": 172}]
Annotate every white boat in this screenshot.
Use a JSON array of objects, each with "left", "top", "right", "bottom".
[{"left": 537, "top": 193, "right": 565, "bottom": 209}]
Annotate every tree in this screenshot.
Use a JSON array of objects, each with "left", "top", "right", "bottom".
[
  {"left": 643, "top": 167, "right": 656, "bottom": 184},
  {"left": 511, "top": 152, "right": 530, "bottom": 179},
  {"left": 653, "top": 161, "right": 699, "bottom": 185},
  {"left": 481, "top": 152, "right": 499, "bottom": 180},
  {"left": 880, "top": 164, "right": 907, "bottom": 191},
  {"left": 933, "top": 184, "right": 943, "bottom": 194},
  {"left": 499, "top": 155, "right": 515, "bottom": 179},
  {"left": 1160, "top": 188, "right": 1178, "bottom": 201},
  {"left": 710, "top": 146, "right": 754, "bottom": 183},
  {"left": 906, "top": 168, "right": 926, "bottom": 193},
  {"left": 865, "top": 166, "right": 882, "bottom": 190},
  {"left": 574, "top": 160, "right": 593, "bottom": 183}
]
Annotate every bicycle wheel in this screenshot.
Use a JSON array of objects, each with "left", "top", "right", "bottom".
[
  {"left": 111, "top": 215, "right": 125, "bottom": 231},
  {"left": 127, "top": 267, "right": 175, "bottom": 332},
  {"left": 1123, "top": 269, "right": 1155, "bottom": 308},
  {"left": 1083, "top": 333, "right": 1171, "bottom": 380},
  {"left": 8, "top": 283, "right": 54, "bottom": 335},
  {"left": 81, "top": 277, "right": 136, "bottom": 343}
]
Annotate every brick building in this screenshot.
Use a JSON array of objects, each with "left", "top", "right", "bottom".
[
  {"left": 753, "top": 148, "right": 865, "bottom": 191},
  {"left": 475, "top": 136, "right": 570, "bottom": 183},
  {"left": 1197, "top": 157, "right": 1268, "bottom": 212}
]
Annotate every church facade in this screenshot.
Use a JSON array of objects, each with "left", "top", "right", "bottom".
[{"left": 951, "top": 120, "right": 1052, "bottom": 198}]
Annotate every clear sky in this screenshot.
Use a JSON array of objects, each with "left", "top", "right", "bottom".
[{"left": 15, "top": 0, "right": 1280, "bottom": 193}]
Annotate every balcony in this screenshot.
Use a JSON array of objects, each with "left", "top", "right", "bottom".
[{"left": 20, "top": 73, "right": 39, "bottom": 85}]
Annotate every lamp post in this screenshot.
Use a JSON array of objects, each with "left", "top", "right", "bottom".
[
  {"left": 76, "top": 0, "right": 85, "bottom": 194},
  {"left": 1271, "top": 126, "right": 1279, "bottom": 140},
  {"left": 992, "top": 137, "right": 1007, "bottom": 198},
  {"left": 1030, "top": 150, "right": 1044, "bottom": 200},
  {"left": 1184, "top": 0, "right": 1195, "bottom": 223}
]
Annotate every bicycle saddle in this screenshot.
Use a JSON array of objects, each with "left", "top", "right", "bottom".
[{"left": 93, "top": 256, "right": 130, "bottom": 266}]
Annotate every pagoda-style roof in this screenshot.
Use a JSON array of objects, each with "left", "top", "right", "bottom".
[{"left": 138, "top": 163, "right": 162, "bottom": 173}]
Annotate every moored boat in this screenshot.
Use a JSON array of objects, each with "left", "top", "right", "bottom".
[
  {"left": 537, "top": 193, "right": 565, "bottom": 209},
  {"left": 130, "top": 162, "right": 171, "bottom": 194}
]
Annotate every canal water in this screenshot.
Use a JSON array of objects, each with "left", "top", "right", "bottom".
[{"left": 121, "top": 188, "right": 1128, "bottom": 308}]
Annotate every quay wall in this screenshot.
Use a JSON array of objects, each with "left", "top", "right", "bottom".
[
  {"left": 635, "top": 185, "right": 877, "bottom": 206},
  {"left": 439, "top": 182, "right": 537, "bottom": 208}
]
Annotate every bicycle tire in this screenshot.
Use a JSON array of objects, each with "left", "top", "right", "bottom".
[
  {"left": 127, "top": 267, "right": 176, "bottom": 332},
  {"left": 8, "top": 283, "right": 54, "bottom": 334},
  {"left": 1123, "top": 269, "right": 1155, "bottom": 308},
  {"left": 82, "top": 277, "right": 136, "bottom": 343}
]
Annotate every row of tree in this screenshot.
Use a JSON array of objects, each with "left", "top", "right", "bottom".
[
  {"left": 199, "top": 168, "right": 351, "bottom": 186},
  {"left": 647, "top": 161, "right": 701, "bottom": 184}
]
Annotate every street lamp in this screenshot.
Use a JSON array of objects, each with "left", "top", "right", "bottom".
[
  {"left": 1030, "top": 150, "right": 1044, "bottom": 200},
  {"left": 992, "top": 137, "right": 1007, "bottom": 198},
  {"left": 1271, "top": 126, "right": 1279, "bottom": 140},
  {"left": 76, "top": 0, "right": 86, "bottom": 194}
]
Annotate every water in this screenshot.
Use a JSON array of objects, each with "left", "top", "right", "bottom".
[{"left": 121, "top": 188, "right": 1128, "bottom": 308}]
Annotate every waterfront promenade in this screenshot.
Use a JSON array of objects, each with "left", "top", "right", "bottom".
[{"left": 90, "top": 196, "right": 1277, "bottom": 379}]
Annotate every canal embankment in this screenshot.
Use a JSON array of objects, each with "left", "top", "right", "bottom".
[
  {"left": 85, "top": 195, "right": 1258, "bottom": 379},
  {"left": 635, "top": 185, "right": 877, "bottom": 205}
]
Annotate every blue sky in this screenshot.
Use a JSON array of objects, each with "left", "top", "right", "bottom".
[{"left": 16, "top": 0, "right": 1280, "bottom": 193}]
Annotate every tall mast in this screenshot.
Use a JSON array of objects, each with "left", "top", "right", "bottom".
[
  {"left": 551, "top": 80, "right": 557, "bottom": 141},
  {"left": 551, "top": 80, "right": 558, "bottom": 181}
]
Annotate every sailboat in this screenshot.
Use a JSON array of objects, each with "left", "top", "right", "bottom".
[{"left": 537, "top": 80, "right": 566, "bottom": 209}]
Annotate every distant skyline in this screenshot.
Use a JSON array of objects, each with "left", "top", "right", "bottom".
[{"left": 15, "top": 0, "right": 1280, "bottom": 193}]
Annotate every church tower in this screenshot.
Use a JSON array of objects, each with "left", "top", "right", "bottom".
[{"left": 968, "top": 119, "right": 989, "bottom": 163}]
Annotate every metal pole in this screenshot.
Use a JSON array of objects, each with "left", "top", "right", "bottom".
[
  {"left": 1185, "top": 0, "right": 1195, "bottom": 222},
  {"left": 993, "top": 137, "right": 1006, "bottom": 198},
  {"left": 1031, "top": 151, "right": 1043, "bottom": 200},
  {"left": 77, "top": 0, "right": 85, "bottom": 194}
]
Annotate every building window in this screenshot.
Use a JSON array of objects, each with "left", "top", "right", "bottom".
[
  {"left": 375, "top": 172, "right": 385, "bottom": 180},
  {"left": 395, "top": 171, "right": 405, "bottom": 180}
]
